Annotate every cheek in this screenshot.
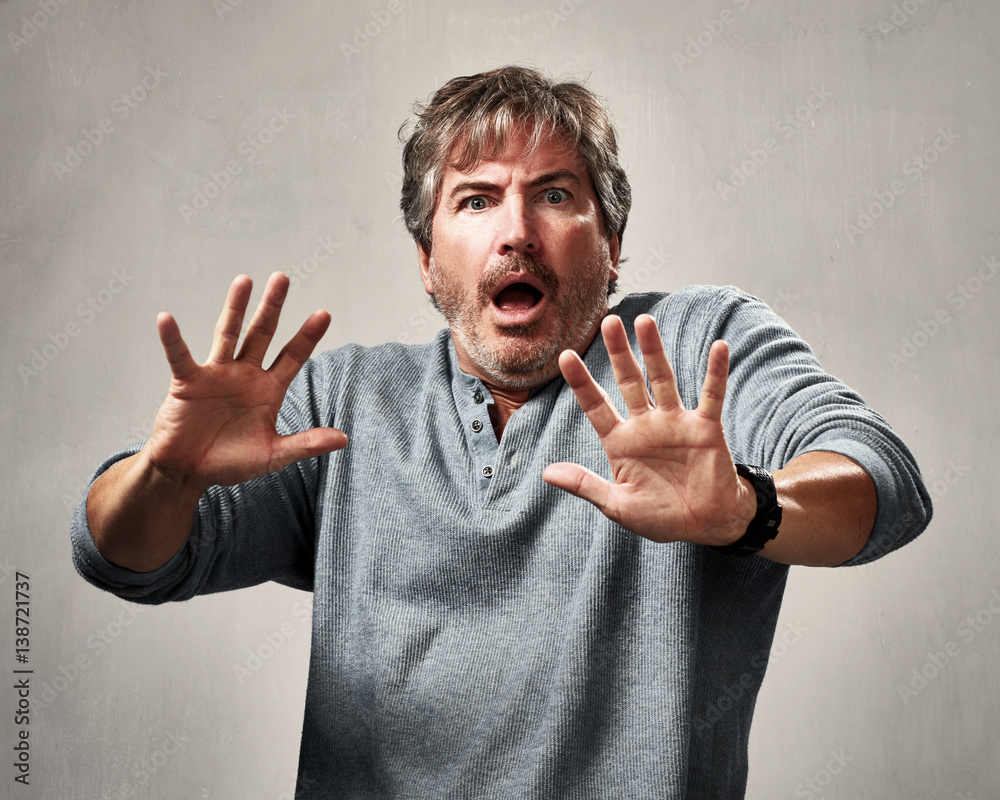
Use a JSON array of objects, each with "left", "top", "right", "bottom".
[
  {"left": 436, "top": 225, "right": 484, "bottom": 267},
  {"left": 567, "top": 228, "right": 611, "bottom": 266}
]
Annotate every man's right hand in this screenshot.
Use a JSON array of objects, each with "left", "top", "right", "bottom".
[
  {"left": 85, "top": 272, "right": 347, "bottom": 572},
  {"left": 147, "top": 271, "right": 347, "bottom": 492}
]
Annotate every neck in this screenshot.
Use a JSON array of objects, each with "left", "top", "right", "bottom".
[
  {"left": 449, "top": 317, "right": 606, "bottom": 439},
  {"left": 483, "top": 381, "right": 531, "bottom": 440}
]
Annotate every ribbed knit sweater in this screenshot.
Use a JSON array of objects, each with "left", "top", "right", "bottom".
[{"left": 72, "top": 287, "right": 931, "bottom": 798}]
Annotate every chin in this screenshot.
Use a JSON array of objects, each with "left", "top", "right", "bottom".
[
  {"left": 488, "top": 361, "right": 560, "bottom": 390},
  {"left": 464, "top": 331, "right": 563, "bottom": 389}
]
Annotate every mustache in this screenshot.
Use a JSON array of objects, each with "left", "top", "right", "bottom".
[{"left": 475, "top": 254, "right": 561, "bottom": 306}]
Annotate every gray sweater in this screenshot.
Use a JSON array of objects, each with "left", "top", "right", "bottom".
[{"left": 72, "top": 287, "right": 931, "bottom": 798}]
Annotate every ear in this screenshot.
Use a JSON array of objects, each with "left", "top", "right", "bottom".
[
  {"left": 417, "top": 241, "right": 434, "bottom": 295},
  {"left": 608, "top": 234, "right": 620, "bottom": 283}
]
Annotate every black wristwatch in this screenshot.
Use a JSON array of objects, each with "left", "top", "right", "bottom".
[{"left": 709, "top": 464, "right": 782, "bottom": 556}]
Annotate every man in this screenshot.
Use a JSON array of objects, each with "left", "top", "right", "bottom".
[{"left": 73, "top": 66, "right": 931, "bottom": 798}]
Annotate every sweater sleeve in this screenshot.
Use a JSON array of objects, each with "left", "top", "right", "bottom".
[
  {"left": 646, "top": 286, "right": 932, "bottom": 567},
  {"left": 69, "top": 356, "right": 334, "bottom": 603}
]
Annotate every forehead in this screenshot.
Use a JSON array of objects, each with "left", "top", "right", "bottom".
[{"left": 439, "top": 132, "right": 590, "bottom": 188}]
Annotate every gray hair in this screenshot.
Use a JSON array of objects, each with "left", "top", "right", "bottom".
[{"left": 399, "top": 66, "right": 631, "bottom": 262}]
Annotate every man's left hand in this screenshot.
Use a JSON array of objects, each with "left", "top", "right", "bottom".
[{"left": 543, "top": 313, "right": 756, "bottom": 546}]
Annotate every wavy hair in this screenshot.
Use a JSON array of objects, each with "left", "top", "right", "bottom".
[{"left": 399, "top": 66, "right": 631, "bottom": 262}]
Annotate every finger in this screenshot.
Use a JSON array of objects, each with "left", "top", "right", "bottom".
[
  {"left": 558, "top": 349, "right": 622, "bottom": 438},
  {"left": 602, "top": 315, "right": 653, "bottom": 415},
  {"left": 696, "top": 340, "right": 730, "bottom": 421},
  {"left": 635, "top": 314, "right": 683, "bottom": 412},
  {"left": 156, "top": 312, "right": 199, "bottom": 381},
  {"left": 542, "top": 462, "right": 613, "bottom": 513},
  {"left": 237, "top": 272, "right": 290, "bottom": 365},
  {"left": 267, "top": 427, "right": 350, "bottom": 473},
  {"left": 208, "top": 275, "right": 254, "bottom": 363},
  {"left": 268, "top": 309, "right": 333, "bottom": 385}
]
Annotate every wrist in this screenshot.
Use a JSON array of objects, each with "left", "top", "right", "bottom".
[
  {"left": 710, "top": 464, "right": 783, "bottom": 557},
  {"left": 712, "top": 475, "right": 758, "bottom": 546},
  {"left": 134, "top": 446, "right": 211, "bottom": 503},
  {"left": 87, "top": 451, "right": 205, "bottom": 574},
  {"left": 734, "top": 474, "right": 759, "bottom": 535}
]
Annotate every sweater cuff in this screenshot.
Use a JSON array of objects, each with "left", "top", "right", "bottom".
[
  {"left": 70, "top": 444, "right": 195, "bottom": 601},
  {"left": 797, "top": 438, "right": 930, "bottom": 567}
]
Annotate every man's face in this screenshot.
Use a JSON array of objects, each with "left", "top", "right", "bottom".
[{"left": 418, "top": 131, "right": 620, "bottom": 390}]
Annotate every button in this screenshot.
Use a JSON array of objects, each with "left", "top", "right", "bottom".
[
  {"left": 482, "top": 465, "right": 494, "bottom": 478},
  {"left": 473, "top": 390, "right": 484, "bottom": 404},
  {"left": 471, "top": 419, "right": 483, "bottom": 433}
]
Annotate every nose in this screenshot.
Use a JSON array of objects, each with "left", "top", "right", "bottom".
[{"left": 496, "top": 196, "right": 539, "bottom": 256}]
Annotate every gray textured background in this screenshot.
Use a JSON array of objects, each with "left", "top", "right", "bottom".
[{"left": 2, "top": 0, "right": 997, "bottom": 797}]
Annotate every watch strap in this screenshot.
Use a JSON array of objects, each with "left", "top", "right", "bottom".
[{"left": 709, "top": 464, "right": 782, "bottom": 556}]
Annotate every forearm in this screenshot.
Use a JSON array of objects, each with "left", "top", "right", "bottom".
[
  {"left": 755, "top": 451, "right": 877, "bottom": 567},
  {"left": 86, "top": 450, "right": 206, "bottom": 573}
]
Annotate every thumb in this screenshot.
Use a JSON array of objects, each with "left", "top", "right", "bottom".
[
  {"left": 543, "top": 462, "right": 613, "bottom": 512},
  {"left": 268, "top": 427, "right": 349, "bottom": 472}
]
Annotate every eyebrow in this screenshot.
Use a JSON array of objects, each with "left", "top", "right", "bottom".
[{"left": 446, "top": 169, "right": 583, "bottom": 201}]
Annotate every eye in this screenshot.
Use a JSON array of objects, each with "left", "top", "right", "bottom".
[
  {"left": 541, "top": 188, "right": 569, "bottom": 204},
  {"left": 461, "top": 196, "right": 490, "bottom": 211}
]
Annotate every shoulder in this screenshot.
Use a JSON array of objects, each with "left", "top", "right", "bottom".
[
  {"left": 608, "top": 287, "right": 811, "bottom": 408},
  {"left": 611, "top": 286, "right": 792, "bottom": 354},
  {"left": 279, "top": 330, "right": 451, "bottom": 426},
  {"left": 309, "top": 332, "right": 448, "bottom": 388},
  {"left": 611, "top": 286, "right": 774, "bottom": 326}
]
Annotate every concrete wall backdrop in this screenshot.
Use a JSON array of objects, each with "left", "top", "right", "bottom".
[{"left": 1, "top": 0, "right": 997, "bottom": 797}]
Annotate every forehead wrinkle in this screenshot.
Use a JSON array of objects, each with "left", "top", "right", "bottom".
[
  {"left": 445, "top": 169, "right": 582, "bottom": 202},
  {"left": 524, "top": 169, "right": 582, "bottom": 190},
  {"left": 435, "top": 133, "right": 589, "bottom": 221},
  {"left": 446, "top": 179, "right": 503, "bottom": 201}
]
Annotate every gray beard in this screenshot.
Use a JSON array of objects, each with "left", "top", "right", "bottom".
[{"left": 429, "top": 252, "right": 611, "bottom": 389}]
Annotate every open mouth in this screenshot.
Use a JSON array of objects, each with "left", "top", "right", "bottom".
[
  {"left": 493, "top": 282, "right": 544, "bottom": 311},
  {"left": 488, "top": 272, "right": 549, "bottom": 316}
]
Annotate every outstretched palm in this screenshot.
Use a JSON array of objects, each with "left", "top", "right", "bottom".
[
  {"left": 543, "top": 314, "right": 754, "bottom": 546},
  {"left": 145, "top": 272, "right": 347, "bottom": 492}
]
